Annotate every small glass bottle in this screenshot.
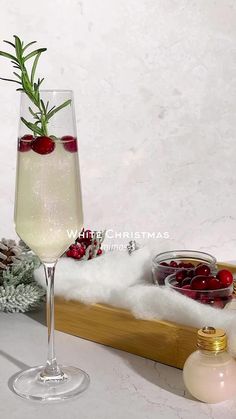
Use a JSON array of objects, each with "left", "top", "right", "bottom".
[{"left": 183, "top": 326, "right": 236, "bottom": 403}]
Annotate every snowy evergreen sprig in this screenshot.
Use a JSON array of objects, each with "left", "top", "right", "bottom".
[
  {"left": 0, "top": 283, "right": 45, "bottom": 313},
  {"left": 2, "top": 254, "right": 40, "bottom": 287},
  {"left": 0, "top": 242, "right": 45, "bottom": 313}
]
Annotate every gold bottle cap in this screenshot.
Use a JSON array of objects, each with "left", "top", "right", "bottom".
[{"left": 197, "top": 327, "right": 227, "bottom": 352}]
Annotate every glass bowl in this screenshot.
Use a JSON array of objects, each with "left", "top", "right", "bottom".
[
  {"left": 152, "top": 250, "right": 217, "bottom": 286},
  {"left": 165, "top": 273, "right": 233, "bottom": 308}
]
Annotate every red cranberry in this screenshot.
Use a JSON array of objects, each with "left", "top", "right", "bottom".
[
  {"left": 190, "top": 275, "right": 208, "bottom": 290},
  {"left": 67, "top": 242, "right": 87, "bottom": 259},
  {"left": 183, "top": 262, "right": 194, "bottom": 269},
  {"left": 97, "top": 248, "right": 102, "bottom": 256},
  {"left": 216, "top": 269, "right": 233, "bottom": 287},
  {"left": 178, "top": 262, "right": 185, "bottom": 268},
  {"left": 62, "top": 135, "right": 78, "bottom": 153},
  {"left": 18, "top": 134, "right": 34, "bottom": 152},
  {"left": 71, "top": 248, "right": 79, "bottom": 258},
  {"left": 184, "top": 263, "right": 195, "bottom": 269},
  {"left": 175, "top": 270, "right": 187, "bottom": 283},
  {"left": 199, "top": 295, "right": 211, "bottom": 305},
  {"left": 181, "top": 285, "right": 197, "bottom": 299},
  {"left": 77, "top": 247, "right": 85, "bottom": 257},
  {"left": 187, "top": 269, "right": 195, "bottom": 278},
  {"left": 77, "top": 229, "right": 93, "bottom": 247},
  {"left": 84, "top": 229, "right": 93, "bottom": 241},
  {"left": 194, "top": 264, "right": 211, "bottom": 276},
  {"left": 75, "top": 253, "right": 82, "bottom": 260},
  {"left": 207, "top": 276, "right": 221, "bottom": 290},
  {"left": 212, "top": 298, "right": 225, "bottom": 309},
  {"left": 76, "top": 229, "right": 84, "bottom": 242},
  {"left": 170, "top": 261, "right": 178, "bottom": 268},
  {"left": 182, "top": 277, "right": 191, "bottom": 286},
  {"left": 76, "top": 238, "right": 86, "bottom": 246},
  {"left": 32, "top": 136, "right": 55, "bottom": 155}
]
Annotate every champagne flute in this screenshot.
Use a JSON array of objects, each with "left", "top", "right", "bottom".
[{"left": 13, "top": 90, "right": 89, "bottom": 401}]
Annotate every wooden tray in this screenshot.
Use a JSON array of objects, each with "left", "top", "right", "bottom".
[{"left": 54, "top": 262, "right": 236, "bottom": 369}]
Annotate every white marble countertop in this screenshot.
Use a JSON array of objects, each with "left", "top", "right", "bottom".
[{"left": 0, "top": 310, "right": 236, "bottom": 419}]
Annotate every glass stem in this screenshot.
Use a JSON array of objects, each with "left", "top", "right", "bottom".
[{"left": 40, "top": 262, "right": 64, "bottom": 381}]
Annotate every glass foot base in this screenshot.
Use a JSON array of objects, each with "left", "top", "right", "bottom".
[{"left": 12, "top": 365, "right": 90, "bottom": 401}]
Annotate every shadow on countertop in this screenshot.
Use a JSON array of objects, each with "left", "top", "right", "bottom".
[
  {"left": 0, "top": 349, "right": 30, "bottom": 394},
  {"left": 103, "top": 345, "right": 195, "bottom": 401},
  {"left": 24, "top": 302, "right": 46, "bottom": 326}
]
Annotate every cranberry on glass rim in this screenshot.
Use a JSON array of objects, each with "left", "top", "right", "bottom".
[
  {"left": 31, "top": 136, "right": 55, "bottom": 155},
  {"left": 62, "top": 135, "right": 78, "bottom": 153},
  {"left": 18, "top": 134, "right": 34, "bottom": 152}
]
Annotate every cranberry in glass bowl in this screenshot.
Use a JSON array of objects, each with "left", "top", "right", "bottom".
[
  {"left": 165, "top": 271, "right": 233, "bottom": 309},
  {"left": 152, "top": 250, "right": 217, "bottom": 286}
]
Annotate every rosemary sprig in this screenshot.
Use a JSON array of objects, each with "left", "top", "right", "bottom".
[{"left": 0, "top": 35, "right": 71, "bottom": 136}]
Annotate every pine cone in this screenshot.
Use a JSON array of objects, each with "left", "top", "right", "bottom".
[{"left": 0, "top": 238, "right": 23, "bottom": 270}]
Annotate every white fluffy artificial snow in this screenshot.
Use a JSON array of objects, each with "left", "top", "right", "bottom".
[
  {"left": 34, "top": 247, "right": 236, "bottom": 353},
  {"left": 35, "top": 247, "right": 152, "bottom": 303}
]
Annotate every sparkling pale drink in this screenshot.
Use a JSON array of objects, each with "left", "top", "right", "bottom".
[
  {"left": 12, "top": 90, "right": 90, "bottom": 401},
  {"left": 15, "top": 140, "right": 83, "bottom": 262}
]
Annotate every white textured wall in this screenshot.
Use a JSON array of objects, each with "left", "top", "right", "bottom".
[{"left": 0, "top": 0, "right": 236, "bottom": 260}]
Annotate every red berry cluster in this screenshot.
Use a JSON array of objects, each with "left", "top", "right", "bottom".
[
  {"left": 170, "top": 265, "right": 234, "bottom": 308},
  {"left": 174, "top": 265, "right": 233, "bottom": 291},
  {"left": 66, "top": 229, "right": 103, "bottom": 260},
  {"left": 18, "top": 135, "right": 78, "bottom": 155},
  {"left": 156, "top": 260, "right": 195, "bottom": 285},
  {"left": 160, "top": 261, "right": 195, "bottom": 269},
  {"left": 66, "top": 243, "right": 86, "bottom": 260}
]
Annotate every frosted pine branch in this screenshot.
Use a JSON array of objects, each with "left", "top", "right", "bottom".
[
  {"left": 0, "top": 241, "right": 44, "bottom": 313},
  {"left": 0, "top": 283, "right": 45, "bottom": 313},
  {"left": 2, "top": 255, "right": 40, "bottom": 287}
]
